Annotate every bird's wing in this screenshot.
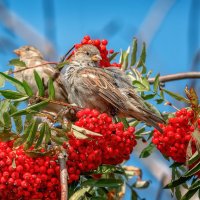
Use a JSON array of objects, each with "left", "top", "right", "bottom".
[{"left": 74, "top": 67, "right": 128, "bottom": 112}]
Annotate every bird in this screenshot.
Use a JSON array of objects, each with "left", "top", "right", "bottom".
[
  {"left": 13, "top": 45, "right": 68, "bottom": 114},
  {"left": 61, "top": 44, "right": 165, "bottom": 131}
]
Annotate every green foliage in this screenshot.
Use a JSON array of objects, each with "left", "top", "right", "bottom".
[
  {"left": 0, "top": 38, "right": 199, "bottom": 200},
  {"left": 8, "top": 59, "right": 26, "bottom": 68}
]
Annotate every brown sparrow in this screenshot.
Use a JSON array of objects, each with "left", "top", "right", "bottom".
[
  {"left": 13, "top": 45, "right": 68, "bottom": 114},
  {"left": 61, "top": 44, "right": 164, "bottom": 131}
]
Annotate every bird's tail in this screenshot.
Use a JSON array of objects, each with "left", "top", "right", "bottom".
[{"left": 127, "top": 102, "right": 165, "bottom": 132}]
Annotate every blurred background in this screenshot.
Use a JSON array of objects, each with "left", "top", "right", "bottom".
[{"left": 0, "top": 0, "right": 200, "bottom": 199}]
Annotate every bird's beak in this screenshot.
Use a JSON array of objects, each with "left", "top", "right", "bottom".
[
  {"left": 91, "top": 54, "right": 102, "bottom": 62},
  {"left": 13, "top": 49, "right": 21, "bottom": 56}
]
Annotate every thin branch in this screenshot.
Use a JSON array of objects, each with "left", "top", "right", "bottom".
[
  {"left": 148, "top": 72, "right": 200, "bottom": 83},
  {"left": 35, "top": 96, "right": 72, "bottom": 107},
  {"left": 58, "top": 152, "right": 68, "bottom": 200},
  {"left": 8, "top": 62, "right": 58, "bottom": 74}
]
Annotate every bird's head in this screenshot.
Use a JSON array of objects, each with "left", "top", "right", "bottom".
[
  {"left": 13, "top": 46, "right": 44, "bottom": 59},
  {"left": 71, "top": 44, "right": 102, "bottom": 66}
]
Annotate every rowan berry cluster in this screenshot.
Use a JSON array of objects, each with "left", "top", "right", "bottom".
[
  {"left": 65, "top": 108, "right": 137, "bottom": 183},
  {"left": 74, "top": 35, "right": 121, "bottom": 68},
  {"left": 0, "top": 108, "right": 136, "bottom": 199},
  {"left": 152, "top": 108, "right": 197, "bottom": 163},
  {"left": 0, "top": 141, "right": 60, "bottom": 200}
]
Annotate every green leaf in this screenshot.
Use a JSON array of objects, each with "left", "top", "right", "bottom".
[
  {"left": 0, "top": 72, "right": 25, "bottom": 93},
  {"left": 141, "top": 77, "right": 150, "bottom": 90},
  {"left": 48, "top": 78, "right": 55, "bottom": 100},
  {"left": 140, "top": 143, "right": 155, "bottom": 158},
  {"left": 130, "top": 38, "right": 137, "bottom": 66},
  {"left": 142, "top": 93, "right": 156, "bottom": 100},
  {"left": 3, "top": 112, "right": 11, "bottom": 130},
  {"left": 9, "top": 104, "right": 23, "bottom": 133},
  {"left": 162, "top": 89, "right": 189, "bottom": 103},
  {"left": 69, "top": 187, "right": 91, "bottom": 200},
  {"left": 11, "top": 100, "right": 49, "bottom": 117},
  {"left": 169, "top": 162, "right": 183, "bottom": 168},
  {"left": 134, "top": 126, "right": 146, "bottom": 136},
  {"left": 188, "top": 151, "right": 200, "bottom": 165},
  {"left": 0, "top": 99, "right": 10, "bottom": 123},
  {"left": 189, "top": 180, "right": 200, "bottom": 190},
  {"left": 155, "top": 98, "right": 164, "bottom": 104},
  {"left": 0, "top": 90, "right": 27, "bottom": 100},
  {"left": 0, "top": 75, "right": 5, "bottom": 88},
  {"left": 121, "top": 47, "right": 130, "bottom": 71},
  {"left": 184, "top": 160, "right": 200, "bottom": 177},
  {"left": 108, "top": 52, "right": 119, "bottom": 62},
  {"left": 45, "top": 123, "right": 51, "bottom": 144},
  {"left": 131, "top": 189, "right": 138, "bottom": 200},
  {"left": 51, "top": 135, "right": 67, "bottom": 145},
  {"left": 181, "top": 189, "right": 198, "bottom": 200},
  {"left": 132, "top": 80, "right": 148, "bottom": 91},
  {"left": 164, "top": 176, "right": 192, "bottom": 189},
  {"left": 8, "top": 59, "right": 26, "bottom": 68},
  {"left": 13, "top": 134, "right": 29, "bottom": 148},
  {"left": 92, "top": 165, "right": 124, "bottom": 175},
  {"left": 153, "top": 74, "right": 160, "bottom": 92},
  {"left": 136, "top": 42, "right": 146, "bottom": 74},
  {"left": 24, "top": 119, "right": 39, "bottom": 150},
  {"left": 22, "top": 80, "right": 33, "bottom": 97},
  {"left": 56, "top": 61, "right": 69, "bottom": 70},
  {"left": 175, "top": 186, "right": 182, "bottom": 200},
  {"left": 35, "top": 123, "right": 46, "bottom": 148},
  {"left": 82, "top": 179, "right": 123, "bottom": 188},
  {"left": 34, "top": 70, "right": 45, "bottom": 97}
]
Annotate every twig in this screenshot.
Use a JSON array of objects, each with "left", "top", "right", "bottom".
[
  {"left": 8, "top": 62, "right": 58, "bottom": 74},
  {"left": 36, "top": 96, "right": 72, "bottom": 107},
  {"left": 58, "top": 152, "right": 68, "bottom": 200},
  {"left": 148, "top": 72, "right": 200, "bottom": 83}
]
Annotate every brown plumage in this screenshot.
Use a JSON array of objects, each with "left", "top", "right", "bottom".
[
  {"left": 61, "top": 44, "right": 164, "bottom": 131},
  {"left": 13, "top": 45, "right": 68, "bottom": 114}
]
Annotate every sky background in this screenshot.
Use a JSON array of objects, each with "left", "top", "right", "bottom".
[{"left": 0, "top": 0, "right": 200, "bottom": 199}]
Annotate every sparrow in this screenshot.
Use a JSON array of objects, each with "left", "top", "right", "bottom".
[
  {"left": 13, "top": 45, "right": 68, "bottom": 114},
  {"left": 61, "top": 44, "right": 164, "bottom": 131}
]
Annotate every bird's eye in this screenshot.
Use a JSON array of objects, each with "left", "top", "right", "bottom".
[
  {"left": 26, "top": 47, "right": 30, "bottom": 51},
  {"left": 86, "top": 52, "right": 90, "bottom": 56}
]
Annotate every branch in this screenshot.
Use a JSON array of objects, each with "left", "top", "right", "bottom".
[
  {"left": 58, "top": 152, "right": 68, "bottom": 200},
  {"left": 8, "top": 62, "right": 58, "bottom": 74},
  {"left": 148, "top": 72, "right": 200, "bottom": 83}
]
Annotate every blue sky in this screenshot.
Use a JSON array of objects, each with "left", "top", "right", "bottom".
[{"left": 0, "top": 0, "right": 199, "bottom": 199}]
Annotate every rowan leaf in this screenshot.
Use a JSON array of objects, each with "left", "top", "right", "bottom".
[
  {"left": 34, "top": 70, "right": 45, "bottom": 97},
  {"left": 153, "top": 74, "right": 160, "bottom": 92},
  {"left": 48, "top": 78, "right": 55, "bottom": 100},
  {"left": 0, "top": 90, "right": 27, "bottom": 100},
  {"left": 0, "top": 72, "right": 25, "bottom": 93},
  {"left": 8, "top": 59, "right": 26, "bottom": 68},
  {"left": 162, "top": 89, "right": 189, "bottom": 103},
  {"left": 130, "top": 38, "right": 137, "bottom": 66}
]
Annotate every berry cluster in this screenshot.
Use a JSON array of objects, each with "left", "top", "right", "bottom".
[
  {"left": 152, "top": 108, "right": 197, "bottom": 163},
  {"left": 0, "top": 109, "right": 136, "bottom": 199},
  {"left": 73, "top": 35, "right": 121, "bottom": 68},
  {"left": 0, "top": 141, "right": 60, "bottom": 200},
  {"left": 65, "top": 108, "right": 137, "bottom": 183}
]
